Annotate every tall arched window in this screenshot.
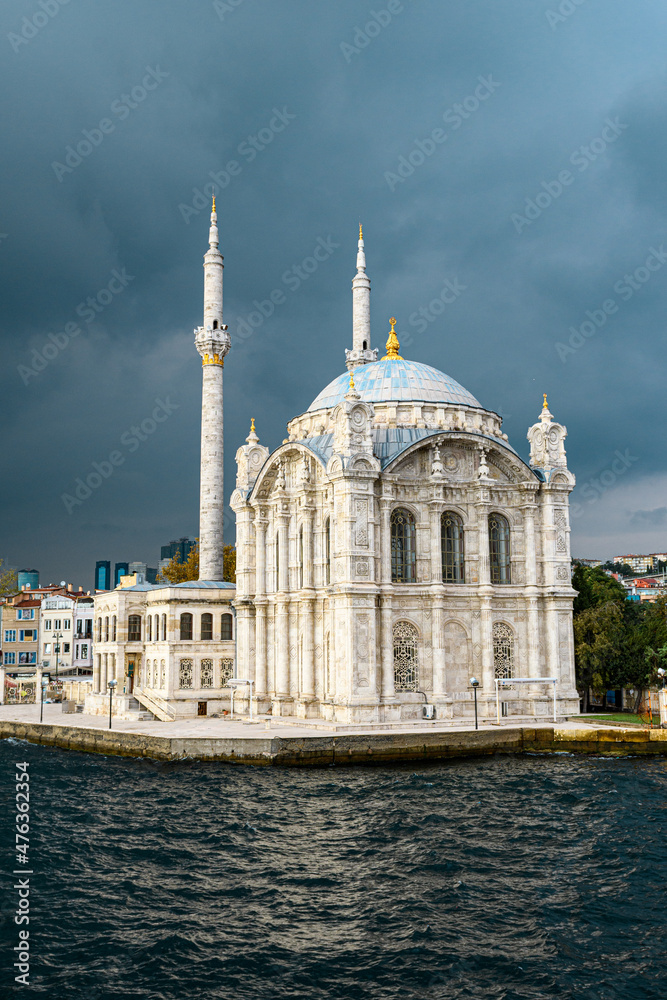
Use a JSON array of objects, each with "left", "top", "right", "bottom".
[
  {"left": 161, "top": 613, "right": 166, "bottom": 641},
  {"left": 489, "top": 513, "right": 511, "bottom": 584},
  {"left": 104, "top": 616, "right": 109, "bottom": 642},
  {"left": 97, "top": 617, "right": 102, "bottom": 642},
  {"left": 493, "top": 622, "right": 514, "bottom": 679},
  {"left": 112, "top": 615, "right": 117, "bottom": 641},
  {"left": 391, "top": 508, "right": 416, "bottom": 583},
  {"left": 221, "top": 613, "right": 233, "bottom": 641},
  {"left": 146, "top": 616, "right": 152, "bottom": 642},
  {"left": 393, "top": 621, "right": 419, "bottom": 691},
  {"left": 201, "top": 613, "right": 213, "bottom": 641},
  {"left": 180, "top": 613, "right": 193, "bottom": 640},
  {"left": 441, "top": 511, "right": 465, "bottom": 583},
  {"left": 325, "top": 518, "right": 331, "bottom": 585},
  {"left": 154, "top": 614, "right": 159, "bottom": 641},
  {"left": 128, "top": 615, "right": 141, "bottom": 641}
]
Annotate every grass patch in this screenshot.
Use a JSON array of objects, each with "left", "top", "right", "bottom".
[{"left": 582, "top": 712, "right": 660, "bottom": 726}]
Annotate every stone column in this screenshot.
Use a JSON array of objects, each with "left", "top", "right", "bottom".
[
  {"left": 278, "top": 513, "right": 289, "bottom": 593},
  {"left": 523, "top": 504, "right": 541, "bottom": 681},
  {"left": 429, "top": 505, "right": 442, "bottom": 582},
  {"left": 380, "top": 597, "right": 394, "bottom": 699},
  {"left": 301, "top": 599, "right": 315, "bottom": 702},
  {"left": 432, "top": 601, "right": 446, "bottom": 696},
  {"left": 100, "top": 653, "right": 108, "bottom": 693},
  {"left": 379, "top": 500, "right": 392, "bottom": 584},
  {"left": 303, "top": 509, "right": 314, "bottom": 590},
  {"left": 93, "top": 654, "right": 101, "bottom": 694},
  {"left": 255, "top": 602, "right": 267, "bottom": 697},
  {"left": 275, "top": 599, "right": 290, "bottom": 700}
]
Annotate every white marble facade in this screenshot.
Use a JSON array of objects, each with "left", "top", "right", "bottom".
[{"left": 231, "top": 233, "right": 580, "bottom": 722}]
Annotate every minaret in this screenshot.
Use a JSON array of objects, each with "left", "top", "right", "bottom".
[
  {"left": 345, "top": 224, "right": 378, "bottom": 371},
  {"left": 194, "top": 197, "right": 231, "bottom": 581}
]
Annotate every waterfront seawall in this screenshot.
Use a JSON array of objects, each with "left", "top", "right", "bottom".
[{"left": 1, "top": 715, "right": 667, "bottom": 765}]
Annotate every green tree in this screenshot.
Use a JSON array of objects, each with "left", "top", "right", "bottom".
[
  {"left": 572, "top": 564, "right": 626, "bottom": 614},
  {"left": 0, "top": 559, "right": 18, "bottom": 597},
  {"left": 573, "top": 600, "right": 625, "bottom": 711}
]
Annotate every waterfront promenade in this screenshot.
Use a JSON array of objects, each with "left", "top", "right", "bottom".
[{"left": 1, "top": 703, "right": 666, "bottom": 765}]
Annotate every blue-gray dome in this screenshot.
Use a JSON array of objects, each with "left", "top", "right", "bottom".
[{"left": 307, "top": 358, "right": 481, "bottom": 412}]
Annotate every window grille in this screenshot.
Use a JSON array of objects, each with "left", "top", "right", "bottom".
[
  {"left": 493, "top": 622, "right": 514, "bottom": 679},
  {"left": 441, "top": 511, "right": 465, "bottom": 583},
  {"left": 393, "top": 620, "right": 419, "bottom": 691},
  {"left": 179, "top": 659, "right": 193, "bottom": 688},
  {"left": 220, "top": 658, "right": 234, "bottom": 686},
  {"left": 391, "top": 508, "right": 416, "bottom": 583},
  {"left": 200, "top": 659, "right": 214, "bottom": 687},
  {"left": 489, "top": 514, "right": 511, "bottom": 584}
]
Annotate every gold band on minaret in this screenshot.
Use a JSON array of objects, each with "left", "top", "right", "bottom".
[
  {"left": 212, "top": 194, "right": 216, "bottom": 213},
  {"left": 202, "top": 353, "right": 224, "bottom": 367},
  {"left": 382, "top": 317, "right": 403, "bottom": 360},
  {"left": 359, "top": 222, "right": 363, "bottom": 239}
]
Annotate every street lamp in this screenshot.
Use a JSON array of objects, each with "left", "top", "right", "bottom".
[
  {"left": 470, "top": 677, "right": 480, "bottom": 731},
  {"left": 107, "top": 679, "right": 117, "bottom": 729},
  {"left": 39, "top": 676, "right": 48, "bottom": 723}
]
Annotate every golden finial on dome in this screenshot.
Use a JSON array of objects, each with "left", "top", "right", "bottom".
[
  {"left": 250, "top": 417, "right": 255, "bottom": 432},
  {"left": 543, "top": 393, "right": 548, "bottom": 409},
  {"left": 349, "top": 370, "right": 356, "bottom": 391},
  {"left": 382, "top": 317, "right": 403, "bottom": 361}
]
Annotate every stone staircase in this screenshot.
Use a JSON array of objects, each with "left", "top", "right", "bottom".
[{"left": 125, "top": 696, "right": 154, "bottom": 722}]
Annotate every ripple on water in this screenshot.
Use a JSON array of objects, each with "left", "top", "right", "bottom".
[{"left": 0, "top": 744, "right": 664, "bottom": 1000}]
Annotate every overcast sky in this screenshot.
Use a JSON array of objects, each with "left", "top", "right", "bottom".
[{"left": 2, "top": 0, "right": 667, "bottom": 588}]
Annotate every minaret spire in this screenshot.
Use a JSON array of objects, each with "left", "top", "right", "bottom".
[
  {"left": 194, "top": 197, "right": 231, "bottom": 581},
  {"left": 345, "top": 224, "right": 378, "bottom": 371}
]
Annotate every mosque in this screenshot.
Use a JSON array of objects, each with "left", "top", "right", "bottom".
[{"left": 89, "top": 202, "right": 579, "bottom": 722}]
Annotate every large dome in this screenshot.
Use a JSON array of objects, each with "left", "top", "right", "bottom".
[{"left": 307, "top": 358, "right": 481, "bottom": 412}]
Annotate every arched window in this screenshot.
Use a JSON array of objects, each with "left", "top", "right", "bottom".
[
  {"left": 393, "top": 621, "right": 419, "bottom": 691},
  {"left": 441, "top": 511, "right": 465, "bottom": 583},
  {"left": 298, "top": 526, "right": 304, "bottom": 590},
  {"left": 104, "top": 616, "right": 109, "bottom": 642},
  {"left": 128, "top": 615, "right": 141, "bottom": 642},
  {"left": 325, "top": 518, "right": 331, "bottom": 585},
  {"left": 180, "top": 613, "right": 193, "bottom": 641},
  {"left": 97, "top": 617, "right": 102, "bottom": 642},
  {"left": 161, "top": 613, "right": 166, "bottom": 641},
  {"left": 146, "top": 616, "right": 152, "bottom": 642},
  {"left": 201, "top": 613, "right": 213, "bottom": 641},
  {"left": 112, "top": 615, "right": 117, "bottom": 641},
  {"left": 489, "top": 514, "right": 511, "bottom": 584},
  {"left": 221, "top": 613, "right": 233, "bottom": 641},
  {"left": 213, "top": 319, "right": 218, "bottom": 329},
  {"left": 391, "top": 508, "right": 416, "bottom": 583},
  {"left": 154, "top": 614, "right": 159, "bottom": 641},
  {"left": 493, "top": 622, "right": 514, "bottom": 679}
]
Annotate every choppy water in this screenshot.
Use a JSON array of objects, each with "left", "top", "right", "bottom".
[{"left": 1, "top": 741, "right": 665, "bottom": 999}]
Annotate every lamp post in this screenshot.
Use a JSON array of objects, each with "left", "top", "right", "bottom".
[
  {"left": 108, "top": 679, "right": 117, "bottom": 730},
  {"left": 39, "top": 676, "right": 48, "bottom": 723},
  {"left": 470, "top": 677, "right": 480, "bottom": 731}
]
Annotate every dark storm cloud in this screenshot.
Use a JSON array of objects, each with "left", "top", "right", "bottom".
[{"left": 2, "top": 0, "right": 667, "bottom": 585}]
